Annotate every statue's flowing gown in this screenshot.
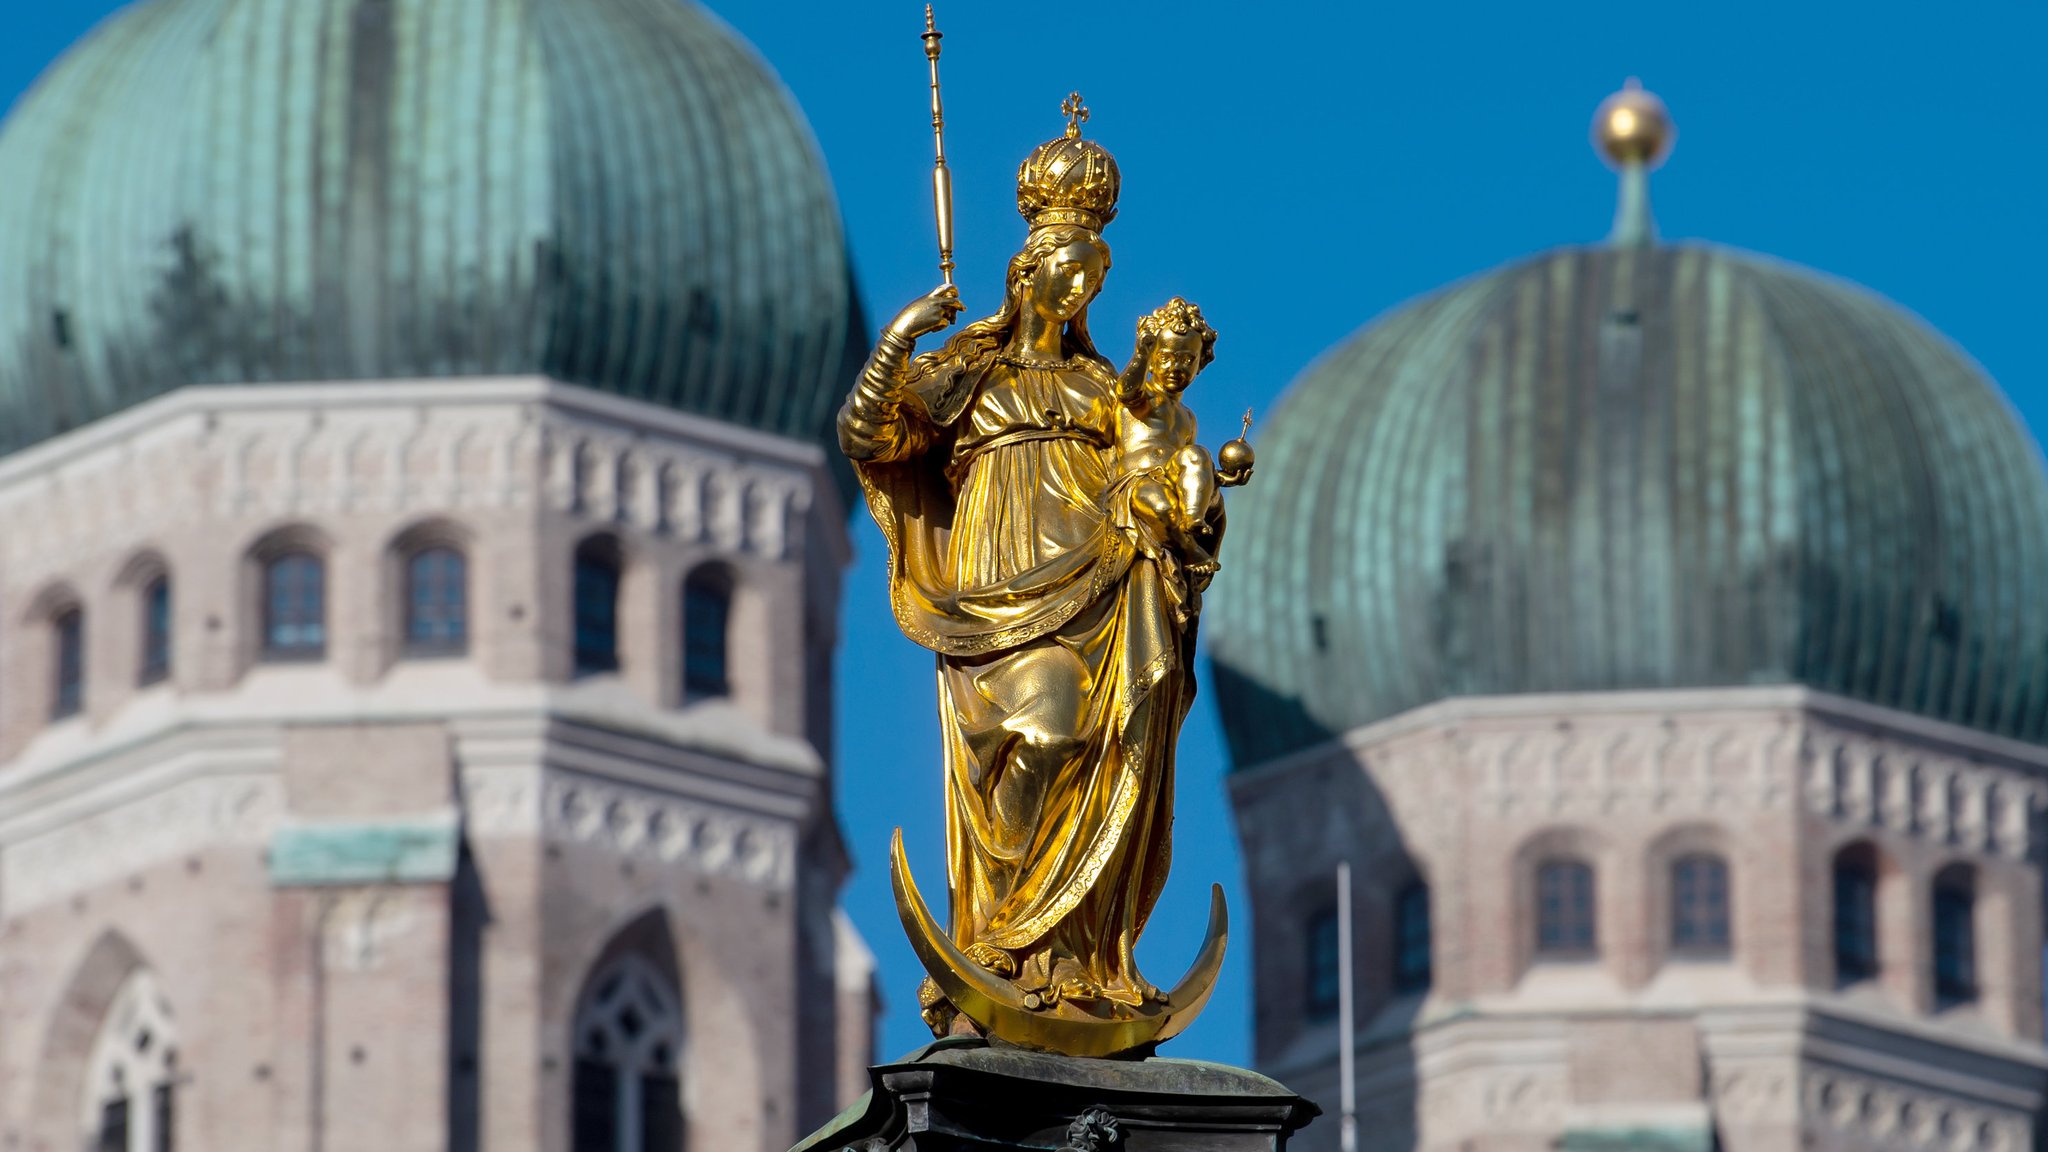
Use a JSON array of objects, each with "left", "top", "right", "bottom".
[{"left": 842, "top": 352, "right": 1192, "bottom": 1000}]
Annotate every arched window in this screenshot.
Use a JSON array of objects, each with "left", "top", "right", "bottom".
[
  {"left": 1304, "top": 906, "right": 1340, "bottom": 1018},
  {"left": 405, "top": 547, "right": 468, "bottom": 654},
  {"left": 1393, "top": 881, "right": 1432, "bottom": 993},
  {"left": 1670, "top": 854, "right": 1731, "bottom": 955},
  {"left": 1932, "top": 865, "right": 1977, "bottom": 1005},
  {"left": 681, "top": 566, "right": 731, "bottom": 698},
  {"left": 139, "top": 575, "right": 172, "bottom": 685},
  {"left": 83, "top": 970, "right": 178, "bottom": 1152},
  {"left": 574, "top": 538, "right": 622, "bottom": 675},
  {"left": 263, "top": 553, "right": 326, "bottom": 659},
  {"left": 1833, "top": 843, "right": 1879, "bottom": 983},
  {"left": 52, "top": 606, "right": 85, "bottom": 720},
  {"left": 572, "top": 955, "right": 683, "bottom": 1152},
  {"left": 1535, "top": 859, "right": 1596, "bottom": 957}
]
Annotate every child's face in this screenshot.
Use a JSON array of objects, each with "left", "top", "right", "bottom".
[{"left": 1147, "top": 328, "right": 1204, "bottom": 394}]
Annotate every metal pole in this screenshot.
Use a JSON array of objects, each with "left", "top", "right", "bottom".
[
  {"left": 920, "top": 5, "right": 955, "bottom": 286},
  {"left": 1337, "top": 859, "right": 1357, "bottom": 1152}
]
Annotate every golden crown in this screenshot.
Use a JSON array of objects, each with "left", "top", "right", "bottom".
[{"left": 1016, "top": 93, "right": 1120, "bottom": 233}]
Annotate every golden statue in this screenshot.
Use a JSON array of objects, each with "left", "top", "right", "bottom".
[{"left": 839, "top": 75, "right": 1256, "bottom": 1057}]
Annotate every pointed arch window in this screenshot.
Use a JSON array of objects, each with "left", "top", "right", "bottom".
[
  {"left": 574, "top": 538, "right": 623, "bottom": 675},
  {"left": 263, "top": 552, "right": 326, "bottom": 659},
  {"left": 406, "top": 547, "right": 468, "bottom": 654},
  {"left": 572, "top": 955, "right": 684, "bottom": 1152},
  {"left": 1535, "top": 859, "right": 1597, "bottom": 957},
  {"left": 681, "top": 566, "right": 732, "bottom": 698},
  {"left": 1932, "top": 865, "right": 1977, "bottom": 1005},
  {"left": 53, "top": 606, "right": 85, "bottom": 720},
  {"left": 139, "top": 575, "right": 172, "bottom": 685},
  {"left": 84, "top": 971, "right": 178, "bottom": 1152}
]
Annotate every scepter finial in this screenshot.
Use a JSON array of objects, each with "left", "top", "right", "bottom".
[
  {"left": 920, "top": 4, "right": 955, "bottom": 284},
  {"left": 1062, "top": 92, "right": 1090, "bottom": 139}
]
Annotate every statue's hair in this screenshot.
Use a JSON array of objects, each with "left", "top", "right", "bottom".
[
  {"left": 1118, "top": 296, "right": 1218, "bottom": 404},
  {"left": 1135, "top": 296, "right": 1218, "bottom": 370},
  {"left": 911, "top": 226, "right": 1113, "bottom": 385}
]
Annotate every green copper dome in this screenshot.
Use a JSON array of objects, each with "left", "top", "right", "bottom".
[
  {"left": 0, "top": 0, "right": 865, "bottom": 455},
  {"left": 1211, "top": 242, "right": 2048, "bottom": 766}
]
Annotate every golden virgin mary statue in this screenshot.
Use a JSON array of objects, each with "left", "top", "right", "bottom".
[{"left": 839, "top": 102, "right": 1248, "bottom": 1058}]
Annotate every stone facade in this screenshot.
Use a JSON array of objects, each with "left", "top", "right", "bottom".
[
  {"left": 1233, "top": 687, "right": 2048, "bottom": 1152},
  {"left": 0, "top": 378, "right": 875, "bottom": 1151}
]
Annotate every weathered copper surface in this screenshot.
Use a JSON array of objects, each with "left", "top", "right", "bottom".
[
  {"left": 0, "top": 0, "right": 865, "bottom": 455},
  {"left": 1213, "top": 242, "right": 2048, "bottom": 764}
]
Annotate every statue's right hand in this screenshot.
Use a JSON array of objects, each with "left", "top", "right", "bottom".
[{"left": 887, "top": 284, "right": 964, "bottom": 341}]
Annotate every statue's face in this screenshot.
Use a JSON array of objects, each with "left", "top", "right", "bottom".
[
  {"left": 1023, "top": 239, "right": 1107, "bottom": 324},
  {"left": 1147, "top": 328, "right": 1204, "bottom": 393}
]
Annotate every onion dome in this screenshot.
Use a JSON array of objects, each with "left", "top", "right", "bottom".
[
  {"left": 1210, "top": 82, "right": 2048, "bottom": 767},
  {"left": 0, "top": 0, "right": 865, "bottom": 457}
]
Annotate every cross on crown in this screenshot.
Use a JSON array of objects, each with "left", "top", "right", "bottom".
[{"left": 1062, "top": 92, "right": 1090, "bottom": 138}]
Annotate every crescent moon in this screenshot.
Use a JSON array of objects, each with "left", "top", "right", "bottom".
[{"left": 888, "top": 828, "right": 1227, "bottom": 1058}]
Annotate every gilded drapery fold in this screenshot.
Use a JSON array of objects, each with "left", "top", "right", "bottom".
[{"left": 843, "top": 354, "right": 1193, "bottom": 999}]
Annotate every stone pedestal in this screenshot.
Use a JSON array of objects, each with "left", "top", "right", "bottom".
[{"left": 794, "top": 1037, "right": 1319, "bottom": 1152}]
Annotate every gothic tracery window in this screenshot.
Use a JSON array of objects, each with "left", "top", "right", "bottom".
[
  {"left": 572, "top": 955, "right": 683, "bottom": 1152},
  {"left": 83, "top": 971, "right": 177, "bottom": 1152}
]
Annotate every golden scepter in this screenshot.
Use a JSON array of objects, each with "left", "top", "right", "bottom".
[{"left": 921, "top": 5, "right": 955, "bottom": 286}]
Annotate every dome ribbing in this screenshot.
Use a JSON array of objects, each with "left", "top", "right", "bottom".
[
  {"left": 1210, "top": 243, "right": 2048, "bottom": 766},
  {"left": 0, "top": 0, "right": 865, "bottom": 455}
]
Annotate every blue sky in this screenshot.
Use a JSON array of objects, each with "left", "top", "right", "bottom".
[{"left": 6, "top": 1, "right": 2045, "bottom": 1068}]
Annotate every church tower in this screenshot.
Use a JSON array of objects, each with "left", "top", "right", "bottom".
[
  {"left": 1211, "top": 84, "right": 2048, "bottom": 1151},
  {"left": 0, "top": 2, "right": 875, "bottom": 1150}
]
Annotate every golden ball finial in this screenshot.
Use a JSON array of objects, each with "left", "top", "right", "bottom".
[{"left": 1593, "top": 78, "right": 1674, "bottom": 169}]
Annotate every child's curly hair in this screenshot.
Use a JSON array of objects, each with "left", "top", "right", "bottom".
[{"left": 1120, "top": 297, "right": 1218, "bottom": 403}]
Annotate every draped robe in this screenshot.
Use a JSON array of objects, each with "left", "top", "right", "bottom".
[{"left": 842, "top": 350, "right": 1194, "bottom": 999}]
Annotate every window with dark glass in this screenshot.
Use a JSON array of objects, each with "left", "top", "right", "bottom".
[
  {"left": 1933, "top": 868, "right": 1977, "bottom": 1004},
  {"left": 1393, "top": 882, "right": 1432, "bottom": 993},
  {"left": 152, "top": 1083, "right": 174, "bottom": 1152},
  {"left": 574, "top": 541, "right": 622, "bottom": 675},
  {"left": 86, "top": 971, "right": 175, "bottom": 1152},
  {"left": 682, "top": 567, "right": 731, "bottom": 698},
  {"left": 406, "top": 548, "right": 468, "bottom": 653},
  {"left": 1833, "top": 846, "right": 1879, "bottom": 983},
  {"left": 140, "top": 576, "right": 172, "bottom": 685},
  {"left": 1535, "top": 859, "right": 1596, "bottom": 956},
  {"left": 96, "top": 1097, "right": 128, "bottom": 1152},
  {"left": 263, "top": 553, "right": 326, "bottom": 658},
  {"left": 53, "top": 607, "right": 85, "bottom": 720},
  {"left": 572, "top": 956, "right": 683, "bottom": 1152},
  {"left": 1670, "top": 854, "right": 1731, "bottom": 954},
  {"left": 1305, "top": 906, "right": 1340, "bottom": 1018}
]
